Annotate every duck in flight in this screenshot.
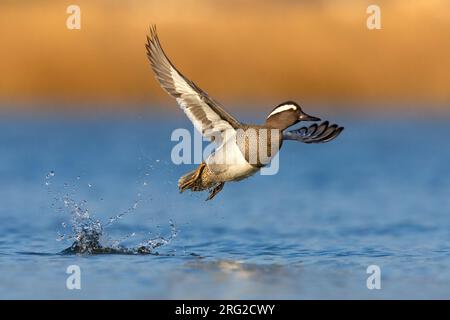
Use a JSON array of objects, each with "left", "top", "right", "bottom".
[{"left": 145, "top": 26, "right": 344, "bottom": 200}]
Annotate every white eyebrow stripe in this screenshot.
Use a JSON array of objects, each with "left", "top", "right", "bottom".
[{"left": 267, "top": 104, "right": 297, "bottom": 118}]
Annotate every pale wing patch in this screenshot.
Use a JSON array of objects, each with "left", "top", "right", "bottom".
[
  {"left": 168, "top": 67, "right": 233, "bottom": 138},
  {"left": 146, "top": 26, "right": 240, "bottom": 145},
  {"left": 171, "top": 68, "right": 196, "bottom": 97}
]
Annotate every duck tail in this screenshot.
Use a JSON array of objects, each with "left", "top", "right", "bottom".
[
  {"left": 178, "top": 163, "right": 207, "bottom": 193},
  {"left": 178, "top": 169, "right": 197, "bottom": 190}
]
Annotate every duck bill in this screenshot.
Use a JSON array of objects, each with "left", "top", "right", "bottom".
[{"left": 299, "top": 112, "right": 321, "bottom": 122}]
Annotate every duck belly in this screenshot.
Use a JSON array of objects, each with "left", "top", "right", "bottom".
[
  {"left": 206, "top": 139, "right": 259, "bottom": 182},
  {"left": 216, "top": 163, "right": 259, "bottom": 182}
]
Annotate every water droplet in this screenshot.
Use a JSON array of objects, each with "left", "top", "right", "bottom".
[{"left": 45, "top": 170, "right": 55, "bottom": 185}]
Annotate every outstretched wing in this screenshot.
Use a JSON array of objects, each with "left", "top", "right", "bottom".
[
  {"left": 145, "top": 25, "right": 240, "bottom": 141},
  {"left": 283, "top": 121, "right": 344, "bottom": 143}
]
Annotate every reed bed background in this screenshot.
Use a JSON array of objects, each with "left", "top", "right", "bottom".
[{"left": 0, "top": 0, "right": 449, "bottom": 113}]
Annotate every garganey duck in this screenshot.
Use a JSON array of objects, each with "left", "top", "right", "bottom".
[{"left": 145, "top": 26, "right": 344, "bottom": 200}]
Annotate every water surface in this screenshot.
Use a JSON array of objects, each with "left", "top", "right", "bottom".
[{"left": 0, "top": 113, "right": 449, "bottom": 299}]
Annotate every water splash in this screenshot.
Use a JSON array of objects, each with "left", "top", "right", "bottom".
[{"left": 45, "top": 170, "right": 177, "bottom": 255}]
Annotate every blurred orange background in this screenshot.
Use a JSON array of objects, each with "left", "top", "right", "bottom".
[{"left": 0, "top": 0, "right": 449, "bottom": 113}]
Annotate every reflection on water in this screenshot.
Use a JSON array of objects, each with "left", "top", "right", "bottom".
[
  {"left": 187, "top": 260, "right": 287, "bottom": 280},
  {"left": 172, "top": 259, "right": 303, "bottom": 299}
]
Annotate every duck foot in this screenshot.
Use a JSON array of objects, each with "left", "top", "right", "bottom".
[{"left": 206, "top": 182, "right": 225, "bottom": 201}]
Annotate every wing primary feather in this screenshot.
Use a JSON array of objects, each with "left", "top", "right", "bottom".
[
  {"left": 283, "top": 121, "right": 344, "bottom": 143},
  {"left": 145, "top": 25, "right": 241, "bottom": 140}
]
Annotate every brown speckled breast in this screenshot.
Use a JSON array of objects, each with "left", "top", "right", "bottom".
[{"left": 235, "top": 125, "right": 283, "bottom": 168}]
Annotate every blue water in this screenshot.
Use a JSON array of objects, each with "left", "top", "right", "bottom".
[{"left": 0, "top": 111, "right": 450, "bottom": 299}]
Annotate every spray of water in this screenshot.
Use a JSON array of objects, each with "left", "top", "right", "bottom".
[{"left": 45, "top": 171, "right": 177, "bottom": 255}]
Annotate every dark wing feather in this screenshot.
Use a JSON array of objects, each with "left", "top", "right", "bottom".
[
  {"left": 283, "top": 121, "right": 344, "bottom": 143},
  {"left": 145, "top": 25, "right": 241, "bottom": 140}
]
